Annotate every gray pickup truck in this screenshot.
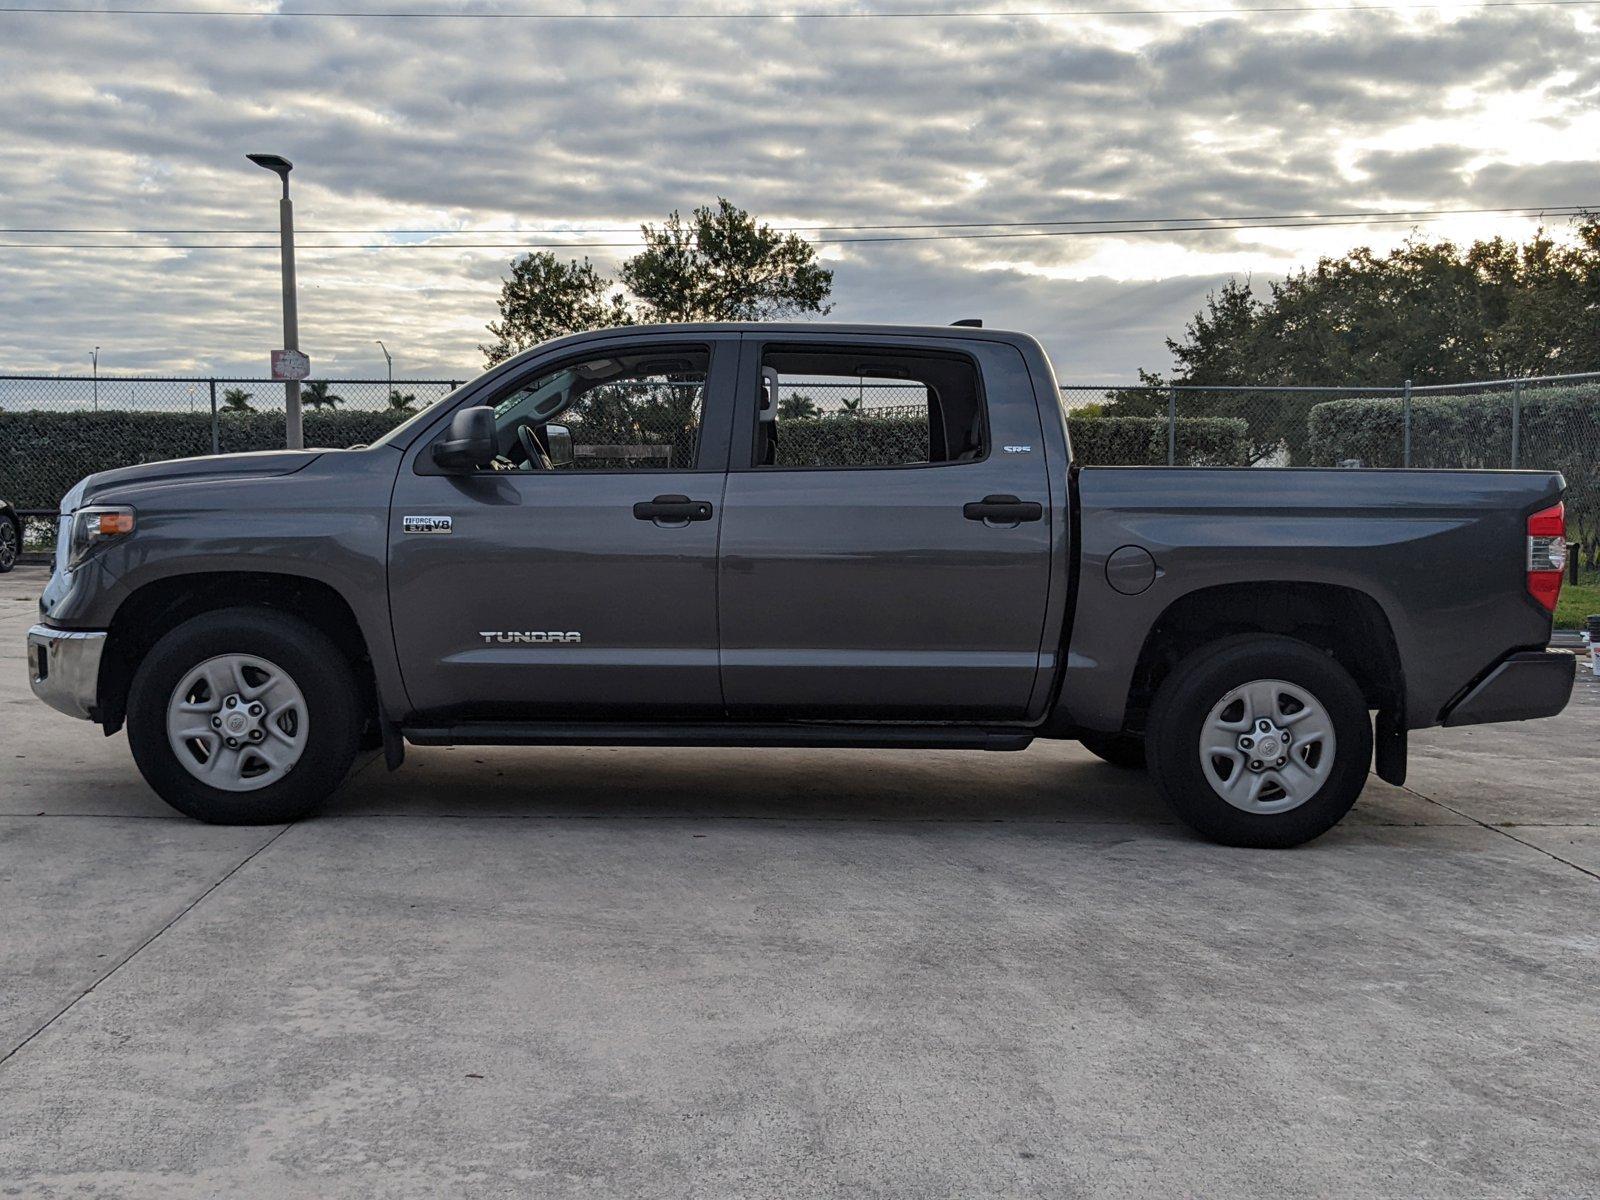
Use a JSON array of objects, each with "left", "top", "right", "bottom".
[{"left": 27, "top": 323, "right": 1575, "bottom": 846}]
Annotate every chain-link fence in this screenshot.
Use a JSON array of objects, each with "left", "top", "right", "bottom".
[
  {"left": 769, "top": 383, "right": 932, "bottom": 467},
  {"left": 0, "top": 377, "right": 460, "bottom": 529},
  {"left": 3, "top": 369, "right": 1598, "bottom": 566},
  {"left": 1063, "top": 371, "right": 1600, "bottom": 568}
]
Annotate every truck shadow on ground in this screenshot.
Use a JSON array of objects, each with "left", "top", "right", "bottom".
[{"left": 321, "top": 742, "right": 1181, "bottom": 827}]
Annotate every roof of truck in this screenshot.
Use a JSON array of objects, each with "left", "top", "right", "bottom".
[
  {"left": 541, "top": 320, "right": 1031, "bottom": 341},
  {"left": 501, "top": 322, "right": 1042, "bottom": 370}
]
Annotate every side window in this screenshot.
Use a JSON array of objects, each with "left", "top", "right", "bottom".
[
  {"left": 754, "top": 346, "right": 985, "bottom": 469},
  {"left": 488, "top": 347, "right": 709, "bottom": 471}
]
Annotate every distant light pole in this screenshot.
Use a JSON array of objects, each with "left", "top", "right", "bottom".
[
  {"left": 246, "top": 153, "right": 303, "bottom": 449},
  {"left": 91, "top": 345, "right": 99, "bottom": 412},
  {"left": 376, "top": 339, "right": 392, "bottom": 400}
]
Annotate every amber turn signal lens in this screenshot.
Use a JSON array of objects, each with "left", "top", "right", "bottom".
[{"left": 96, "top": 512, "right": 135, "bottom": 537}]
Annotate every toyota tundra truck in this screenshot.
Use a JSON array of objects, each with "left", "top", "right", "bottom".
[{"left": 26, "top": 323, "right": 1576, "bottom": 846}]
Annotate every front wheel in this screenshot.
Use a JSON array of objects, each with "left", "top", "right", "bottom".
[
  {"left": 126, "top": 607, "right": 363, "bottom": 824},
  {"left": 1147, "top": 635, "right": 1372, "bottom": 848}
]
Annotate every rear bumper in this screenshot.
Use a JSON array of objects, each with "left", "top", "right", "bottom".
[
  {"left": 1441, "top": 650, "right": 1575, "bottom": 728},
  {"left": 26, "top": 624, "right": 106, "bottom": 721}
]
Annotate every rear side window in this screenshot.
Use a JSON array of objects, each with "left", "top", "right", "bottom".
[{"left": 754, "top": 346, "right": 986, "bottom": 469}]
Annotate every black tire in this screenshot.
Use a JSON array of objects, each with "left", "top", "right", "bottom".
[
  {"left": 1147, "top": 634, "right": 1372, "bottom": 848},
  {"left": 1077, "top": 730, "right": 1147, "bottom": 770},
  {"left": 126, "top": 607, "right": 362, "bottom": 824},
  {"left": 0, "top": 512, "right": 19, "bottom": 573}
]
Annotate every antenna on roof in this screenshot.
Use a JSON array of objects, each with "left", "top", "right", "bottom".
[{"left": 950, "top": 318, "right": 983, "bottom": 328}]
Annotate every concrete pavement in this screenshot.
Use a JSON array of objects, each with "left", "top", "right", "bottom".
[{"left": 2, "top": 564, "right": 1597, "bottom": 1197}]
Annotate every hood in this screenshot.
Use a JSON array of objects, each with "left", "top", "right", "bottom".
[{"left": 66, "top": 449, "right": 325, "bottom": 511}]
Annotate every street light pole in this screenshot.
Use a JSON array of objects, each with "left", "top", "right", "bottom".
[
  {"left": 91, "top": 346, "right": 99, "bottom": 413},
  {"left": 376, "top": 339, "right": 392, "bottom": 401},
  {"left": 247, "top": 153, "right": 303, "bottom": 450}
]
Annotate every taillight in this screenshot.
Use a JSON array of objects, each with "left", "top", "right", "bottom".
[{"left": 1526, "top": 502, "right": 1566, "bottom": 613}]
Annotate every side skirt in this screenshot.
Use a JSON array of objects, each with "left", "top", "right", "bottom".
[{"left": 401, "top": 722, "right": 1035, "bottom": 752}]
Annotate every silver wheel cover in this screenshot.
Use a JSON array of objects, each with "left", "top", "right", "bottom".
[
  {"left": 1199, "top": 678, "right": 1336, "bottom": 815},
  {"left": 166, "top": 654, "right": 309, "bottom": 792}
]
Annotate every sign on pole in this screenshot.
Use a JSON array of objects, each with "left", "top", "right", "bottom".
[{"left": 271, "top": 349, "right": 310, "bottom": 381}]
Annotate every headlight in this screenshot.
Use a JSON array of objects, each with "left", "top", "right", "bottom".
[{"left": 67, "top": 505, "right": 136, "bottom": 569}]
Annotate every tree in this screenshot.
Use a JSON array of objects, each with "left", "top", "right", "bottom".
[
  {"left": 481, "top": 198, "right": 834, "bottom": 367},
  {"left": 621, "top": 199, "right": 834, "bottom": 324},
  {"left": 1126, "top": 215, "right": 1600, "bottom": 461},
  {"left": 481, "top": 254, "right": 633, "bottom": 366},
  {"left": 388, "top": 388, "right": 417, "bottom": 414},
  {"left": 301, "top": 380, "right": 343, "bottom": 410},
  {"left": 778, "top": 393, "right": 821, "bottom": 420},
  {"left": 220, "top": 387, "right": 254, "bottom": 413}
]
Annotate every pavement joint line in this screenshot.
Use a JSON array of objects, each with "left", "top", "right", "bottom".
[
  {"left": 0, "top": 821, "right": 295, "bottom": 1072},
  {"left": 1401, "top": 783, "right": 1600, "bottom": 883}
]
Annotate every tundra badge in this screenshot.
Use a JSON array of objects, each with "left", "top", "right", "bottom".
[{"left": 403, "top": 515, "right": 453, "bottom": 535}]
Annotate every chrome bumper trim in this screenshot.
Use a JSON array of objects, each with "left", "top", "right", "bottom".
[{"left": 26, "top": 624, "right": 106, "bottom": 721}]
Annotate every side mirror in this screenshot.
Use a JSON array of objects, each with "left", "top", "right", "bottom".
[
  {"left": 543, "top": 423, "right": 574, "bottom": 468},
  {"left": 432, "top": 406, "right": 497, "bottom": 470}
]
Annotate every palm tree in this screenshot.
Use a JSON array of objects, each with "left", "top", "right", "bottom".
[
  {"left": 387, "top": 388, "right": 417, "bottom": 414},
  {"left": 301, "top": 380, "right": 344, "bottom": 410},
  {"left": 779, "top": 392, "right": 821, "bottom": 420},
  {"left": 220, "top": 387, "right": 254, "bottom": 413}
]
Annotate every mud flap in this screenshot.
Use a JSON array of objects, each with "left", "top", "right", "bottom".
[
  {"left": 381, "top": 720, "right": 406, "bottom": 772},
  {"left": 1374, "top": 709, "right": 1406, "bottom": 787}
]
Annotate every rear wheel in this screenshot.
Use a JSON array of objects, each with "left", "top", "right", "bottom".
[
  {"left": 1147, "top": 635, "right": 1371, "bottom": 848},
  {"left": 1077, "top": 731, "right": 1146, "bottom": 770},
  {"left": 126, "top": 607, "right": 362, "bottom": 824}
]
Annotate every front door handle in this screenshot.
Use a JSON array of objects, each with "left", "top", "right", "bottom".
[
  {"left": 633, "top": 494, "right": 714, "bottom": 523},
  {"left": 963, "top": 494, "right": 1043, "bottom": 524}
]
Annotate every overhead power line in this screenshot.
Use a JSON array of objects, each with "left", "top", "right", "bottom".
[
  {"left": 0, "top": 204, "right": 1591, "bottom": 236},
  {"left": 2, "top": 1, "right": 1598, "bottom": 19},
  {"left": 0, "top": 208, "right": 1589, "bottom": 250}
]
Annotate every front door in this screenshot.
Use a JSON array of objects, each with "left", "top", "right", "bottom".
[
  {"left": 717, "top": 335, "right": 1054, "bottom": 719},
  {"left": 388, "top": 336, "right": 735, "bottom": 719}
]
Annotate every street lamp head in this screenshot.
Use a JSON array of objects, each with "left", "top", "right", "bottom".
[
  {"left": 247, "top": 153, "right": 293, "bottom": 196},
  {"left": 247, "top": 153, "right": 292, "bottom": 175}
]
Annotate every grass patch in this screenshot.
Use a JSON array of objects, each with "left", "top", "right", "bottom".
[{"left": 1555, "top": 577, "right": 1600, "bottom": 631}]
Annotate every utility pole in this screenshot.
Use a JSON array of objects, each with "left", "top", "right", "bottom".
[
  {"left": 247, "top": 153, "right": 304, "bottom": 449},
  {"left": 91, "top": 346, "right": 99, "bottom": 412}
]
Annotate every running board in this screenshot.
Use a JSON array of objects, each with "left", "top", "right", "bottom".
[{"left": 402, "top": 722, "right": 1034, "bottom": 752}]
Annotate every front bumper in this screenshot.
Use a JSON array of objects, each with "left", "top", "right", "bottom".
[
  {"left": 1442, "top": 650, "right": 1575, "bottom": 728},
  {"left": 26, "top": 624, "right": 106, "bottom": 721}
]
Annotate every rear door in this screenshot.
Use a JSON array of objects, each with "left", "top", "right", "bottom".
[
  {"left": 716, "top": 334, "right": 1053, "bottom": 719},
  {"left": 388, "top": 333, "right": 736, "bottom": 719}
]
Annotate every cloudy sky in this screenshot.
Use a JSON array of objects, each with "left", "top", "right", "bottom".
[{"left": 0, "top": 1, "right": 1594, "bottom": 385}]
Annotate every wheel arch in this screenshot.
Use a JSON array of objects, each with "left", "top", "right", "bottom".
[
  {"left": 1120, "top": 580, "right": 1404, "bottom": 737},
  {"left": 96, "top": 571, "right": 376, "bottom": 735}
]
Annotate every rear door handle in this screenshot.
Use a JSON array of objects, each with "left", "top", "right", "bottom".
[
  {"left": 633, "top": 494, "right": 714, "bottom": 523},
  {"left": 963, "top": 494, "right": 1043, "bottom": 524}
]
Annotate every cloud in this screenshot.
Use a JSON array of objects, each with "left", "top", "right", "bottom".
[{"left": 0, "top": 4, "right": 1593, "bottom": 383}]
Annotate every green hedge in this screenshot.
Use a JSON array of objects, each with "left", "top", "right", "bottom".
[
  {"left": 0, "top": 409, "right": 409, "bottom": 511},
  {"left": 1067, "top": 414, "right": 1251, "bottom": 466},
  {"left": 777, "top": 414, "right": 931, "bottom": 467},
  {"left": 0, "top": 407, "right": 1263, "bottom": 512},
  {"left": 1307, "top": 383, "right": 1600, "bottom": 568}
]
